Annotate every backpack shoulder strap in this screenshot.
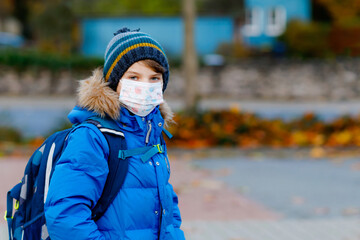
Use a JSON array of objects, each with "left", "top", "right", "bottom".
[
  {"left": 85, "top": 116, "right": 128, "bottom": 221},
  {"left": 86, "top": 116, "right": 124, "bottom": 136},
  {"left": 86, "top": 117, "right": 173, "bottom": 221},
  {"left": 162, "top": 128, "right": 173, "bottom": 140}
]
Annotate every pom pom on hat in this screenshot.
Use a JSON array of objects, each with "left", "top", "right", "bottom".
[{"left": 113, "top": 27, "right": 140, "bottom": 35}]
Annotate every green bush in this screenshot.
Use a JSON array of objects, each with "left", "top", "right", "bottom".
[
  {"left": 217, "top": 41, "right": 251, "bottom": 60},
  {"left": 46, "top": 120, "right": 73, "bottom": 138},
  {"left": 0, "top": 49, "right": 185, "bottom": 71},
  {"left": 279, "top": 20, "right": 332, "bottom": 58},
  {"left": 0, "top": 126, "right": 22, "bottom": 143},
  {"left": 0, "top": 49, "right": 103, "bottom": 71}
]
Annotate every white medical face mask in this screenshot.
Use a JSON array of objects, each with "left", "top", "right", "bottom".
[{"left": 119, "top": 79, "right": 164, "bottom": 117}]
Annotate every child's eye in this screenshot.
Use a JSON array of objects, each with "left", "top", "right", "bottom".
[
  {"left": 129, "top": 76, "right": 138, "bottom": 80},
  {"left": 151, "top": 77, "right": 160, "bottom": 81}
]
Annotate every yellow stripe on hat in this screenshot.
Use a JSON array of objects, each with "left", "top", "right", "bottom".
[{"left": 105, "top": 43, "right": 165, "bottom": 82}]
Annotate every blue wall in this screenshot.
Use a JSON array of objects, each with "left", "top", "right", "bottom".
[
  {"left": 81, "top": 17, "right": 234, "bottom": 57},
  {"left": 243, "top": 0, "right": 311, "bottom": 47}
]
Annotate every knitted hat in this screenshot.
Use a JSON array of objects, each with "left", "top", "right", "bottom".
[{"left": 103, "top": 27, "right": 169, "bottom": 92}]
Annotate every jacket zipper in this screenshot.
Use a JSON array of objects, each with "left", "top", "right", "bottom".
[{"left": 145, "top": 120, "right": 152, "bottom": 144}]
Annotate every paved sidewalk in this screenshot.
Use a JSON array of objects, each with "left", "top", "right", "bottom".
[
  {"left": 0, "top": 155, "right": 280, "bottom": 239},
  {"left": 170, "top": 153, "right": 360, "bottom": 240},
  {"left": 169, "top": 154, "right": 280, "bottom": 221},
  {"left": 182, "top": 218, "right": 360, "bottom": 240},
  {"left": 2, "top": 219, "right": 360, "bottom": 240},
  {"left": 1, "top": 224, "right": 7, "bottom": 239},
  {"left": 2, "top": 155, "right": 360, "bottom": 240}
]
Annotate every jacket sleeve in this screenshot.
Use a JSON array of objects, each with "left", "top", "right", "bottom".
[
  {"left": 170, "top": 184, "right": 186, "bottom": 240},
  {"left": 44, "top": 124, "right": 109, "bottom": 240}
]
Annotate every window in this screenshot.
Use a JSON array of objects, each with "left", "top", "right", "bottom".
[
  {"left": 266, "top": 7, "right": 287, "bottom": 37},
  {"left": 242, "top": 7, "right": 263, "bottom": 37}
]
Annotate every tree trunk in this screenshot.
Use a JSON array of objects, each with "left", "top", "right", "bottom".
[{"left": 182, "top": 0, "right": 198, "bottom": 112}]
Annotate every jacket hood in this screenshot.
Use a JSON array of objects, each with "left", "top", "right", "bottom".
[{"left": 76, "top": 68, "right": 174, "bottom": 126}]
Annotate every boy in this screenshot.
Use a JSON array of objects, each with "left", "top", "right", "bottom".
[{"left": 44, "top": 28, "right": 185, "bottom": 240}]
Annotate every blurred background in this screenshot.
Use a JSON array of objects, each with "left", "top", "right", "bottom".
[{"left": 2, "top": 0, "right": 360, "bottom": 239}]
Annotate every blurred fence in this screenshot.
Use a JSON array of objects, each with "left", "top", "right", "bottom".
[{"left": 2, "top": 58, "right": 360, "bottom": 100}]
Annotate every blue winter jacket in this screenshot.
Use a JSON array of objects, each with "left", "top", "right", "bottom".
[{"left": 44, "top": 69, "right": 185, "bottom": 240}]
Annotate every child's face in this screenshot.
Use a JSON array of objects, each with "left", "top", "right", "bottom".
[{"left": 116, "top": 61, "right": 163, "bottom": 94}]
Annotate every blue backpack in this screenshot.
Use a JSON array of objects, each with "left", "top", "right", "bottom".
[{"left": 5, "top": 116, "right": 154, "bottom": 240}]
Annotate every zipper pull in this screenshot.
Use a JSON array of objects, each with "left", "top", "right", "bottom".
[{"left": 145, "top": 120, "right": 152, "bottom": 144}]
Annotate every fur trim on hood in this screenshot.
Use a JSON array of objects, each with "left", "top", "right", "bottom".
[{"left": 77, "top": 68, "right": 174, "bottom": 126}]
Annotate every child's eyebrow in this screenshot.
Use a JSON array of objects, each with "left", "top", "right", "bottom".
[{"left": 124, "top": 71, "right": 139, "bottom": 75}]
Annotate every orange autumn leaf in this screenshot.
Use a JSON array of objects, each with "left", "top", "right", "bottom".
[{"left": 333, "top": 130, "right": 352, "bottom": 145}]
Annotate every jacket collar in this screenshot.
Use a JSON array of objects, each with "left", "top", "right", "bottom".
[
  {"left": 118, "top": 106, "right": 163, "bottom": 131},
  {"left": 76, "top": 68, "right": 174, "bottom": 127}
]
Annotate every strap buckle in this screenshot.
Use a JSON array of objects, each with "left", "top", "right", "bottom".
[
  {"left": 118, "top": 150, "right": 125, "bottom": 160},
  {"left": 4, "top": 201, "right": 19, "bottom": 221},
  {"left": 4, "top": 211, "right": 13, "bottom": 221},
  {"left": 154, "top": 144, "right": 163, "bottom": 153}
]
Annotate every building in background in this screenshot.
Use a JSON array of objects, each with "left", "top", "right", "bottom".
[
  {"left": 81, "top": 17, "right": 233, "bottom": 57},
  {"left": 242, "top": 0, "right": 311, "bottom": 47},
  {"left": 80, "top": 0, "right": 312, "bottom": 57}
]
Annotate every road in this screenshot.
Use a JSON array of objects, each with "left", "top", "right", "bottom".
[
  {"left": 1, "top": 149, "right": 360, "bottom": 240},
  {"left": 2, "top": 96, "right": 360, "bottom": 137}
]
